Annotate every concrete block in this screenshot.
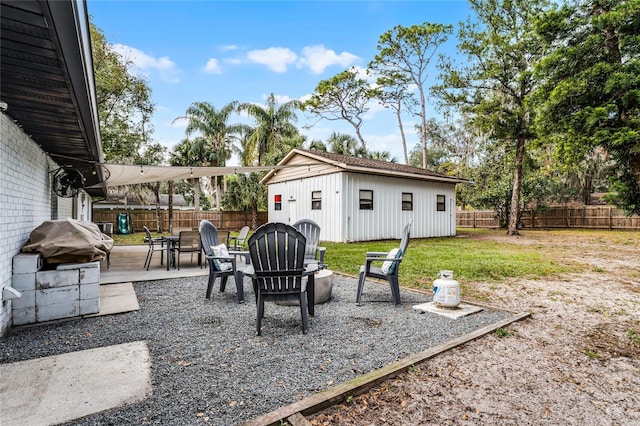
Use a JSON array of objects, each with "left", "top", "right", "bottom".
[
  {"left": 36, "top": 270, "right": 79, "bottom": 289},
  {"left": 80, "top": 298, "right": 100, "bottom": 315},
  {"left": 12, "top": 273, "right": 36, "bottom": 291},
  {"left": 36, "top": 301, "right": 79, "bottom": 322},
  {"left": 11, "top": 289, "right": 35, "bottom": 310},
  {"left": 13, "top": 306, "right": 36, "bottom": 325},
  {"left": 79, "top": 266, "right": 100, "bottom": 284},
  {"left": 12, "top": 254, "right": 42, "bottom": 274},
  {"left": 36, "top": 286, "right": 79, "bottom": 306},
  {"left": 57, "top": 261, "right": 99, "bottom": 271},
  {"left": 79, "top": 282, "right": 100, "bottom": 300}
]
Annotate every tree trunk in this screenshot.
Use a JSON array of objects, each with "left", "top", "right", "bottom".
[
  {"left": 421, "top": 126, "right": 428, "bottom": 169},
  {"left": 215, "top": 176, "right": 222, "bottom": 209},
  {"left": 192, "top": 178, "right": 201, "bottom": 210},
  {"left": 630, "top": 153, "right": 640, "bottom": 194},
  {"left": 154, "top": 186, "right": 162, "bottom": 233},
  {"left": 395, "top": 103, "right": 409, "bottom": 164},
  {"left": 352, "top": 122, "right": 367, "bottom": 152},
  {"left": 419, "top": 85, "right": 428, "bottom": 168},
  {"left": 210, "top": 176, "right": 219, "bottom": 209},
  {"left": 583, "top": 172, "right": 593, "bottom": 205},
  {"left": 508, "top": 136, "right": 526, "bottom": 235},
  {"left": 168, "top": 180, "right": 174, "bottom": 235},
  {"left": 251, "top": 205, "right": 258, "bottom": 230}
]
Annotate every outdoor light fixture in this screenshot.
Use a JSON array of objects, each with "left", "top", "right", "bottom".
[
  {"left": 190, "top": 168, "right": 193, "bottom": 177},
  {"left": 140, "top": 166, "right": 144, "bottom": 175}
]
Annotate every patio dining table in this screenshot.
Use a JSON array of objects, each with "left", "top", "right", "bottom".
[{"left": 162, "top": 235, "right": 180, "bottom": 271}]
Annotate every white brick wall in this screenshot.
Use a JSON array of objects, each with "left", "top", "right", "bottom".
[
  {"left": 0, "top": 114, "right": 55, "bottom": 334},
  {"left": 0, "top": 114, "right": 54, "bottom": 334}
]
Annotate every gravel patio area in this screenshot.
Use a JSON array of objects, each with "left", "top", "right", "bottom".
[{"left": 0, "top": 274, "right": 513, "bottom": 425}]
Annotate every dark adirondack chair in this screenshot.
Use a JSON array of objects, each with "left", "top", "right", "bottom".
[
  {"left": 292, "top": 219, "right": 326, "bottom": 269},
  {"left": 356, "top": 220, "right": 412, "bottom": 306},
  {"left": 199, "top": 220, "right": 245, "bottom": 303},
  {"left": 245, "top": 222, "right": 318, "bottom": 335}
]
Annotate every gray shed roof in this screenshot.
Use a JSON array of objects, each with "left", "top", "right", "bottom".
[{"left": 262, "top": 148, "right": 468, "bottom": 185}]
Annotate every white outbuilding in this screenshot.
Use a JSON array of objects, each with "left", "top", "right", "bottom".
[{"left": 261, "top": 149, "right": 467, "bottom": 242}]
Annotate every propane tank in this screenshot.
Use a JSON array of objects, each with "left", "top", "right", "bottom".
[{"left": 433, "top": 270, "right": 460, "bottom": 308}]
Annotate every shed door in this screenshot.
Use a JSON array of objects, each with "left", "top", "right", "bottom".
[{"left": 288, "top": 199, "right": 297, "bottom": 225}]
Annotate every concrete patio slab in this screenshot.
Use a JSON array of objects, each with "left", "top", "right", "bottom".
[
  {"left": 99, "top": 245, "right": 208, "bottom": 284},
  {"left": 86, "top": 282, "right": 140, "bottom": 317},
  {"left": 0, "top": 341, "right": 151, "bottom": 426}
]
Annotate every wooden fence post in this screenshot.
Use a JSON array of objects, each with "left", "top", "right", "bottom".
[
  {"left": 531, "top": 209, "right": 535, "bottom": 229},
  {"left": 609, "top": 207, "right": 613, "bottom": 230}
]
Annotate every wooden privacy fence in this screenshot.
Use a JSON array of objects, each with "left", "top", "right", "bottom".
[
  {"left": 92, "top": 210, "right": 268, "bottom": 233},
  {"left": 457, "top": 206, "right": 640, "bottom": 231}
]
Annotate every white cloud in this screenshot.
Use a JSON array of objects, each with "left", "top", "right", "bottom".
[
  {"left": 365, "top": 132, "right": 410, "bottom": 160},
  {"left": 351, "top": 65, "right": 377, "bottom": 85},
  {"left": 219, "top": 44, "right": 239, "bottom": 51},
  {"left": 223, "top": 57, "right": 243, "bottom": 65},
  {"left": 364, "top": 99, "right": 388, "bottom": 119},
  {"left": 112, "top": 44, "right": 179, "bottom": 83},
  {"left": 298, "top": 93, "right": 313, "bottom": 103},
  {"left": 271, "top": 94, "right": 295, "bottom": 104},
  {"left": 298, "top": 45, "right": 359, "bottom": 74},
  {"left": 247, "top": 47, "right": 297, "bottom": 72},
  {"left": 204, "top": 58, "right": 222, "bottom": 74}
]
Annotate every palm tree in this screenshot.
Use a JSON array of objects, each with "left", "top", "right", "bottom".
[
  {"left": 263, "top": 134, "right": 306, "bottom": 166},
  {"left": 238, "top": 93, "right": 301, "bottom": 165},
  {"left": 308, "top": 140, "right": 327, "bottom": 151},
  {"left": 174, "top": 101, "right": 248, "bottom": 208},
  {"left": 169, "top": 138, "right": 207, "bottom": 210},
  {"left": 222, "top": 173, "right": 266, "bottom": 229},
  {"left": 366, "top": 150, "right": 398, "bottom": 162},
  {"left": 327, "top": 132, "right": 367, "bottom": 157}
]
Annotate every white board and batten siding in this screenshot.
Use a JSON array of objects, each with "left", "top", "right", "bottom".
[
  {"left": 343, "top": 173, "right": 456, "bottom": 242},
  {"left": 267, "top": 172, "right": 343, "bottom": 242},
  {"left": 263, "top": 149, "right": 464, "bottom": 243},
  {"left": 267, "top": 171, "right": 456, "bottom": 242}
]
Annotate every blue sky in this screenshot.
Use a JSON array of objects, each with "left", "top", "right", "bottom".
[{"left": 88, "top": 0, "right": 472, "bottom": 164}]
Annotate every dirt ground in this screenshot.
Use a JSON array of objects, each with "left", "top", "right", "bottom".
[{"left": 308, "top": 230, "right": 640, "bottom": 426}]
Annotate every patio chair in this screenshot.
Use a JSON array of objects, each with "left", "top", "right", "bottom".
[
  {"left": 292, "top": 219, "right": 326, "bottom": 269},
  {"left": 172, "top": 230, "right": 202, "bottom": 270},
  {"left": 228, "top": 226, "right": 250, "bottom": 250},
  {"left": 245, "top": 222, "right": 318, "bottom": 335},
  {"left": 199, "top": 220, "right": 245, "bottom": 303},
  {"left": 143, "top": 226, "right": 164, "bottom": 270},
  {"left": 356, "top": 219, "right": 412, "bottom": 306}
]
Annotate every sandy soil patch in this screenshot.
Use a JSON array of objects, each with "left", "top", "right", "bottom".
[{"left": 309, "top": 230, "right": 640, "bottom": 425}]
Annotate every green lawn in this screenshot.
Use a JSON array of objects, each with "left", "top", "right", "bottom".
[
  {"left": 114, "top": 228, "right": 585, "bottom": 295},
  {"left": 323, "top": 228, "right": 580, "bottom": 294}
]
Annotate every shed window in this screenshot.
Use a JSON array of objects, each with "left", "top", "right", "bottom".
[
  {"left": 359, "top": 190, "right": 373, "bottom": 210},
  {"left": 311, "top": 191, "right": 322, "bottom": 210},
  {"left": 436, "top": 194, "right": 446, "bottom": 211},
  {"left": 402, "top": 193, "right": 413, "bottom": 211},
  {"left": 274, "top": 194, "right": 282, "bottom": 211}
]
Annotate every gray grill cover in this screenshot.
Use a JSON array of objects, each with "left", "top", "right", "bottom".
[{"left": 21, "top": 219, "right": 114, "bottom": 264}]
